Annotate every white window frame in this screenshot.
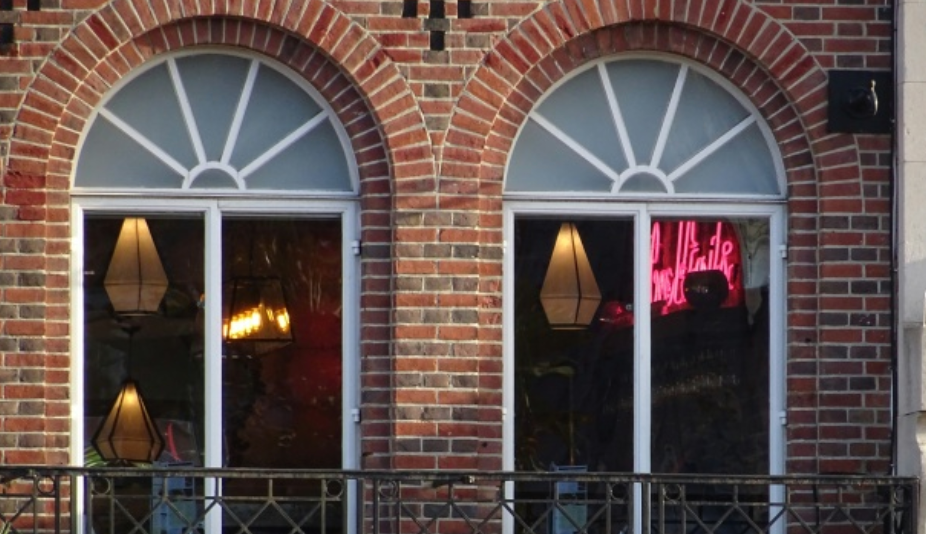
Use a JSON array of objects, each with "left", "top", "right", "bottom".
[
  {"left": 502, "top": 199, "right": 787, "bottom": 474},
  {"left": 70, "top": 196, "right": 361, "bottom": 532}
]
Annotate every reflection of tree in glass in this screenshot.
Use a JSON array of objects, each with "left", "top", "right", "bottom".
[{"left": 223, "top": 220, "right": 343, "bottom": 470}]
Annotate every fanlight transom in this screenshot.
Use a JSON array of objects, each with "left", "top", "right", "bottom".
[
  {"left": 506, "top": 58, "right": 783, "bottom": 197},
  {"left": 75, "top": 52, "right": 355, "bottom": 193}
]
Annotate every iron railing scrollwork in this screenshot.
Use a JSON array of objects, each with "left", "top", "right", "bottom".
[{"left": 0, "top": 468, "right": 916, "bottom": 534}]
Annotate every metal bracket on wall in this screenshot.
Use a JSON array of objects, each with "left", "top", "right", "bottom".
[
  {"left": 0, "top": 0, "right": 12, "bottom": 47},
  {"left": 0, "top": 0, "right": 39, "bottom": 48},
  {"left": 0, "top": 23, "right": 11, "bottom": 46},
  {"left": 827, "top": 70, "right": 892, "bottom": 134}
]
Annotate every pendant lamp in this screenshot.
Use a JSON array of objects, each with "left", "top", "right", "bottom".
[
  {"left": 223, "top": 225, "right": 293, "bottom": 356},
  {"left": 223, "top": 276, "right": 292, "bottom": 342},
  {"left": 104, "top": 218, "right": 168, "bottom": 315},
  {"left": 92, "top": 378, "right": 165, "bottom": 463},
  {"left": 540, "top": 222, "right": 601, "bottom": 329},
  {"left": 92, "top": 325, "right": 165, "bottom": 464}
]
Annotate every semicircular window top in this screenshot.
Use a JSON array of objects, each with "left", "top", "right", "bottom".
[
  {"left": 506, "top": 58, "right": 784, "bottom": 198},
  {"left": 75, "top": 52, "right": 357, "bottom": 193}
]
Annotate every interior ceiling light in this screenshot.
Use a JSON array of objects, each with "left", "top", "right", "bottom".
[
  {"left": 92, "top": 378, "right": 165, "bottom": 464},
  {"left": 92, "top": 324, "right": 164, "bottom": 464},
  {"left": 223, "top": 226, "right": 294, "bottom": 356},
  {"left": 104, "top": 218, "right": 168, "bottom": 315},
  {"left": 224, "top": 276, "right": 292, "bottom": 345},
  {"left": 540, "top": 222, "right": 601, "bottom": 329}
]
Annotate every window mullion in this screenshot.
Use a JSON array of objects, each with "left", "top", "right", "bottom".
[
  {"left": 634, "top": 208, "right": 651, "bottom": 475},
  {"left": 203, "top": 205, "right": 223, "bottom": 467},
  {"left": 769, "top": 210, "right": 787, "bottom": 476},
  {"left": 203, "top": 204, "right": 223, "bottom": 534}
]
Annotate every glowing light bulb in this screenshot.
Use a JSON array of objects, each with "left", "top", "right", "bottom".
[{"left": 275, "top": 309, "right": 290, "bottom": 333}]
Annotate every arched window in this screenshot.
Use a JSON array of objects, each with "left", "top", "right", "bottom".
[
  {"left": 73, "top": 51, "right": 360, "bottom": 531},
  {"left": 75, "top": 52, "right": 356, "bottom": 193},
  {"left": 506, "top": 58, "right": 784, "bottom": 197},
  {"left": 505, "top": 57, "right": 786, "bottom": 485}
]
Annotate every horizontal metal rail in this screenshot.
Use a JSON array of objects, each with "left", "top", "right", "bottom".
[{"left": 0, "top": 467, "right": 916, "bottom": 534}]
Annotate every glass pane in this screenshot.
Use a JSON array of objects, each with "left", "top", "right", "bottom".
[
  {"left": 75, "top": 116, "right": 183, "bottom": 188},
  {"left": 673, "top": 123, "right": 780, "bottom": 195},
  {"left": 221, "top": 218, "right": 342, "bottom": 469},
  {"left": 188, "top": 168, "right": 239, "bottom": 189},
  {"left": 649, "top": 218, "right": 770, "bottom": 475},
  {"left": 515, "top": 218, "right": 635, "bottom": 472},
  {"left": 221, "top": 218, "right": 343, "bottom": 532},
  {"left": 621, "top": 173, "right": 668, "bottom": 193},
  {"left": 105, "top": 64, "right": 199, "bottom": 169},
  {"left": 660, "top": 69, "right": 750, "bottom": 175},
  {"left": 244, "top": 119, "right": 352, "bottom": 191},
  {"left": 84, "top": 215, "right": 206, "bottom": 469},
  {"left": 606, "top": 59, "right": 679, "bottom": 166},
  {"left": 505, "top": 59, "right": 782, "bottom": 197},
  {"left": 229, "top": 65, "right": 324, "bottom": 170},
  {"left": 507, "top": 120, "right": 614, "bottom": 192},
  {"left": 175, "top": 54, "right": 252, "bottom": 162},
  {"left": 536, "top": 67, "right": 629, "bottom": 172}
]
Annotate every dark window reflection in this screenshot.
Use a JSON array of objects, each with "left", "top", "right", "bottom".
[
  {"left": 650, "top": 218, "right": 769, "bottom": 476},
  {"left": 84, "top": 217, "right": 344, "bottom": 470},
  {"left": 84, "top": 215, "right": 345, "bottom": 532},
  {"left": 514, "top": 217, "right": 769, "bottom": 476},
  {"left": 84, "top": 216, "right": 205, "bottom": 466},
  {"left": 222, "top": 218, "right": 342, "bottom": 469},
  {"left": 515, "top": 218, "right": 635, "bottom": 473}
]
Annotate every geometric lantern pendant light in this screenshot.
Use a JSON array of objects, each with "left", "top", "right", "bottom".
[
  {"left": 93, "top": 217, "right": 167, "bottom": 463},
  {"left": 540, "top": 222, "right": 602, "bottom": 329},
  {"left": 91, "top": 378, "right": 165, "bottom": 464},
  {"left": 104, "top": 218, "right": 168, "bottom": 315},
  {"left": 223, "top": 276, "right": 293, "bottom": 356}
]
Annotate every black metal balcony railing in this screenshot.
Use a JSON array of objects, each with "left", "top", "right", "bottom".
[{"left": 0, "top": 467, "right": 916, "bottom": 534}]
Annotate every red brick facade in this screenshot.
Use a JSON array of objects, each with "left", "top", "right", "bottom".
[{"left": 0, "top": 0, "right": 894, "bottom": 476}]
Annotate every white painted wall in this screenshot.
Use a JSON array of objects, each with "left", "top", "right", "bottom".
[{"left": 896, "top": 0, "right": 926, "bottom": 529}]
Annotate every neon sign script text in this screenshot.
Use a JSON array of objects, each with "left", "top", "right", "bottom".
[{"left": 651, "top": 221, "right": 742, "bottom": 312}]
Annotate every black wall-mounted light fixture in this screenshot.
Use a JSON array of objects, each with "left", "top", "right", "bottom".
[{"left": 827, "top": 70, "right": 892, "bottom": 134}]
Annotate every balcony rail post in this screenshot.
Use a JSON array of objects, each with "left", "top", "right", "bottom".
[
  {"left": 372, "top": 477, "right": 380, "bottom": 534},
  {"left": 53, "top": 474, "right": 61, "bottom": 534},
  {"left": 640, "top": 480, "right": 649, "bottom": 534},
  {"left": 69, "top": 474, "right": 77, "bottom": 534}
]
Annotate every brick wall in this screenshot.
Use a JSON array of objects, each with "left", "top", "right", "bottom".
[{"left": 0, "top": 0, "right": 895, "bottom": 475}]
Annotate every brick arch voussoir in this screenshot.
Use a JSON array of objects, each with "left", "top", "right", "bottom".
[
  {"left": 9, "top": 0, "right": 432, "bottom": 187},
  {"left": 445, "top": 0, "right": 861, "bottom": 205}
]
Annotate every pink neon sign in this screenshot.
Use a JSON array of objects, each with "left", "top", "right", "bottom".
[{"left": 651, "top": 220, "right": 742, "bottom": 314}]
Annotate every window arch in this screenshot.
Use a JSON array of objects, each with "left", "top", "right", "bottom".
[
  {"left": 505, "top": 56, "right": 784, "bottom": 198},
  {"left": 73, "top": 50, "right": 361, "bottom": 531},
  {"left": 504, "top": 57, "right": 787, "bottom": 486},
  {"left": 75, "top": 51, "right": 357, "bottom": 194}
]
